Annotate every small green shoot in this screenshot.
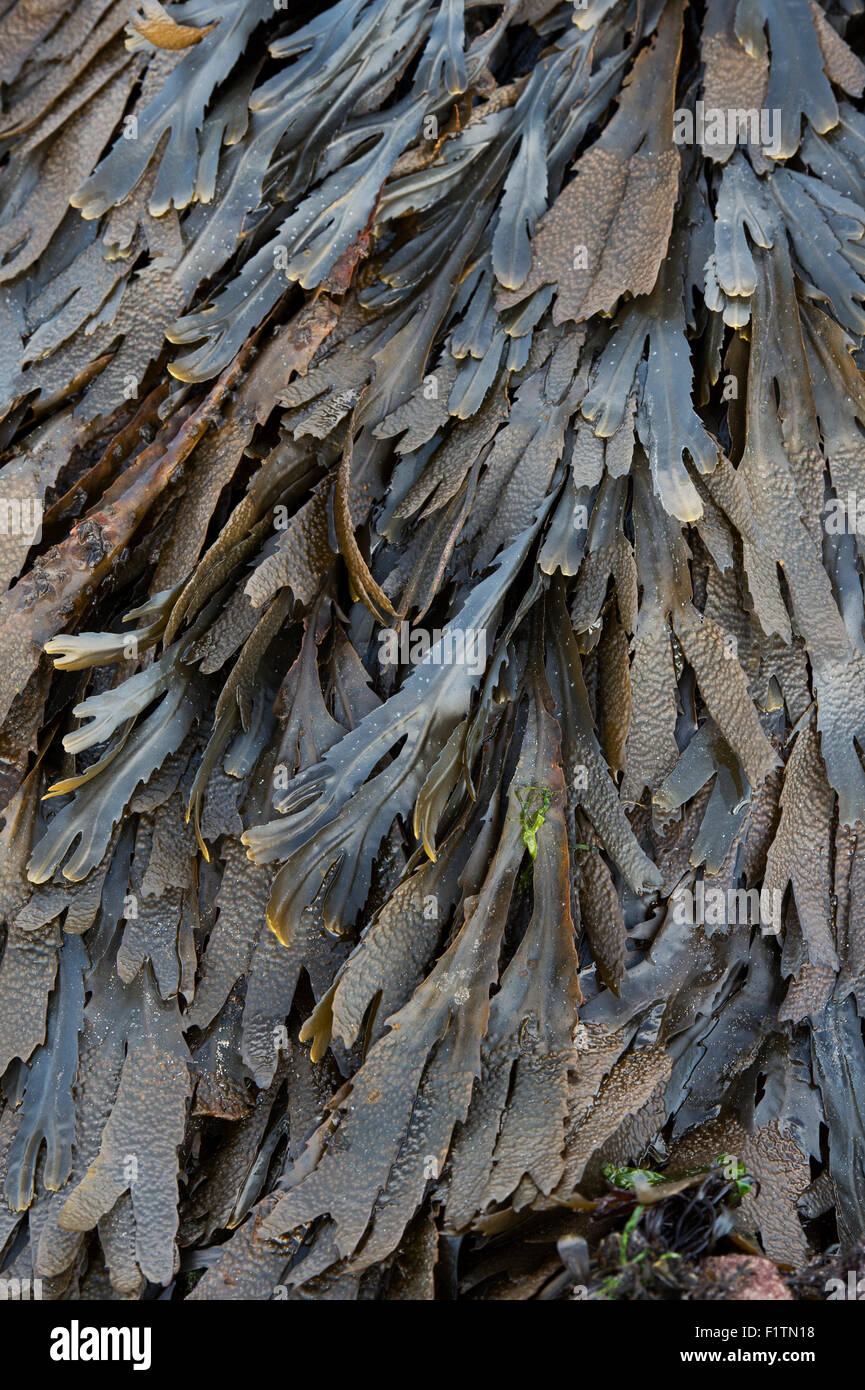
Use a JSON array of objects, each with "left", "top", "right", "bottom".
[{"left": 516, "top": 784, "right": 551, "bottom": 860}]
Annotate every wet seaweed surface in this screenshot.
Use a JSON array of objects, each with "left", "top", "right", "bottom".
[{"left": 0, "top": 0, "right": 864, "bottom": 1301}]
